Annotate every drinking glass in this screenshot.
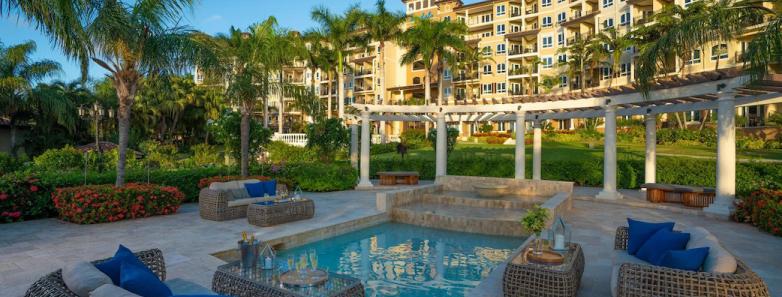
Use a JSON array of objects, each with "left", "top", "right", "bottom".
[
  {"left": 308, "top": 249, "right": 318, "bottom": 271},
  {"left": 298, "top": 254, "right": 308, "bottom": 277},
  {"left": 287, "top": 255, "right": 294, "bottom": 272}
]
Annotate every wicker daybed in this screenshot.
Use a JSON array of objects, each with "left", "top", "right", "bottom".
[
  {"left": 612, "top": 226, "right": 770, "bottom": 297},
  {"left": 199, "top": 179, "right": 288, "bottom": 221},
  {"left": 25, "top": 249, "right": 166, "bottom": 297}
]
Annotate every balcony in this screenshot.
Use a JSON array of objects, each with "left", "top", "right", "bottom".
[
  {"left": 511, "top": 10, "right": 522, "bottom": 17},
  {"left": 353, "top": 69, "right": 373, "bottom": 77},
  {"left": 633, "top": 16, "right": 653, "bottom": 26},
  {"left": 525, "top": 6, "right": 538, "bottom": 15},
  {"left": 350, "top": 53, "right": 375, "bottom": 63},
  {"left": 561, "top": 10, "right": 597, "bottom": 26},
  {"left": 453, "top": 74, "right": 478, "bottom": 82},
  {"left": 354, "top": 86, "right": 373, "bottom": 93},
  {"left": 506, "top": 24, "right": 540, "bottom": 40},
  {"left": 566, "top": 33, "right": 594, "bottom": 44}
]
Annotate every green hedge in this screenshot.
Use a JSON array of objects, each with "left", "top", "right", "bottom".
[{"left": 371, "top": 155, "right": 781, "bottom": 195}]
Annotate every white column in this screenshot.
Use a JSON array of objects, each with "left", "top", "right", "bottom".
[
  {"left": 532, "top": 120, "right": 542, "bottom": 180},
  {"left": 515, "top": 111, "right": 526, "bottom": 179},
  {"left": 350, "top": 124, "right": 359, "bottom": 169},
  {"left": 597, "top": 106, "right": 621, "bottom": 200},
  {"left": 379, "top": 120, "right": 387, "bottom": 144},
  {"left": 644, "top": 114, "right": 656, "bottom": 185},
  {"left": 705, "top": 92, "right": 736, "bottom": 218},
  {"left": 357, "top": 111, "right": 373, "bottom": 189},
  {"left": 435, "top": 113, "right": 447, "bottom": 177}
]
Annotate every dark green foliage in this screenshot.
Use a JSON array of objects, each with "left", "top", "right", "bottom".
[
  {"left": 427, "top": 127, "right": 459, "bottom": 153},
  {"left": 305, "top": 118, "right": 349, "bottom": 162},
  {"left": 0, "top": 152, "right": 23, "bottom": 176},
  {"left": 656, "top": 128, "right": 717, "bottom": 146},
  {"left": 209, "top": 110, "right": 272, "bottom": 164},
  {"left": 266, "top": 141, "right": 319, "bottom": 163},
  {"left": 400, "top": 129, "right": 427, "bottom": 149},
  {"left": 371, "top": 142, "right": 400, "bottom": 155},
  {"left": 282, "top": 162, "right": 357, "bottom": 192}
]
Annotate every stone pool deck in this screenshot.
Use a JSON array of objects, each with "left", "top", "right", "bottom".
[{"left": 1, "top": 186, "right": 781, "bottom": 297}]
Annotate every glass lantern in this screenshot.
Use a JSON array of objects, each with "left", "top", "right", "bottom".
[
  {"left": 293, "top": 186, "right": 303, "bottom": 200},
  {"left": 260, "top": 243, "right": 276, "bottom": 270},
  {"left": 550, "top": 216, "right": 571, "bottom": 252}
]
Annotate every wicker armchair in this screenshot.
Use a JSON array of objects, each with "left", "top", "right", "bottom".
[
  {"left": 613, "top": 226, "right": 770, "bottom": 297},
  {"left": 199, "top": 183, "right": 288, "bottom": 221},
  {"left": 24, "top": 249, "right": 165, "bottom": 297}
]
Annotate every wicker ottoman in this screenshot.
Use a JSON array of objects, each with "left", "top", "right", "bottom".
[
  {"left": 503, "top": 242, "right": 585, "bottom": 297},
  {"left": 247, "top": 199, "right": 315, "bottom": 227}
]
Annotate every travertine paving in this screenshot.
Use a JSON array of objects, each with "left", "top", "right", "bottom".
[{"left": 2, "top": 186, "right": 781, "bottom": 297}]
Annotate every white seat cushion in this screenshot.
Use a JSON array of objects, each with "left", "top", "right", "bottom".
[
  {"left": 226, "top": 196, "right": 276, "bottom": 208},
  {"left": 683, "top": 227, "right": 737, "bottom": 273},
  {"left": 89, "top": 284, "right": 141, "bottom": 297},
  {"left": 209, "top": 179, "right": 260, "bottom": 200},
  {"left": 62, "top": 262, "right": 113, "bottom": 297}
]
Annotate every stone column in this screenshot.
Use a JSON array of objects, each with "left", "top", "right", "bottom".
[
  {"left": 357, "top": 111, "right": 373, "bottom": 189},
  {"left": 532, "top": 120, "right": 542, "bottom": 180},
  {"left": 705, "top": 92, "right": 736, "bottom": 218},
  {"left": 644, "top": 114, "right": 656, "bottom": 185},
  {"left": 597, "top": 105, "right": 621, "bottom": 200},
  {"left": 379, "top": 120, "right": 387, "bottom": 144},
  {"left": 436, "top": 113, "right": 448, "bottom": 177},
  {"left": 350, "top": 124, "right": 359, "bottom": 169},
  {"left": 515, "top": 111, "right": 526, "bottom": 179}
]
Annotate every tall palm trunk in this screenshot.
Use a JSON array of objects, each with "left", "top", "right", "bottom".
[
  {"left": 379, "top": 42, "right": 387, "bottom": 143},
  {"left": 437, "top": 60, "right": 447, "bottom": 105},
  {"left": 240, "top": 103, "right": 250, "bottom": 177},
  {"left": 113, "top": 73, "right": 140, "bottom": 187},
  {"left": 278, "top": 71, "right": 285, "bottom": 134},
  {"left": 263, "top": 95, "right": 269, "bottom": 128},
  {"left": 327, "top": 70, "right": 333, "bottom": 119},
  {"left": 424, "top": 66, "right": 432, "bottom": 105},
  {"left": 337, "top": 52, "right": 345, "bottom": 119},
  {"left": 9, "top": 118, "right": 17, "bottom": 157}
]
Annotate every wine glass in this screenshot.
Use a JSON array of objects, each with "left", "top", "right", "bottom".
[
  {"left": 298, "top": 254, "right": 308, "bottom": 277},
  {"left": 308, "top": 249, "right": 318, "bottom": 272}
]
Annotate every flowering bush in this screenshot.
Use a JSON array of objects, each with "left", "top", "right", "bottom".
[
  {"left": 0, "top": 173, "right": 52, "bottom": 223},
  {"left": 52, "top": 183, "right": 184, "bottom": 224},
  {"left": 197, "top": 175, "right": 270, "bottom": 189},
  {"left": 733, "top": 189, "right": 782, "bottom": 236}
]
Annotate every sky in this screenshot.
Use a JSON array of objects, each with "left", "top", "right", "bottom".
[{"left": 0, "top": 0, "right": 416, "bottom": 82}]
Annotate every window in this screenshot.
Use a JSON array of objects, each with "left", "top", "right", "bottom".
[
  {"left": 542, "top": 57, "right": 553, "bottom": 69},
  {"left": 557, "top": 12, "right": 566, "bottom": 23},
  {"left": 444, "top": 68, "right": 452, "bottom": 80},
  {"left": 558, "top": 54, "right": 567, "bottom": 63},
  {"left": 408, "top": 3, "right": 414, "bottom": 12},
  {"left": 560, "top": 75, "right": 568, "bottom": 87},
  {"left": 445, "top": 87, "right": 452, "bottom": 97},
  {"left": 603, "top": 18, "right": 614, "bottom": 29},
  {"left": 416, "top": 1, "right": 421, "bottom": 10},
  {"left": 601, "top": 67, "right": 612, "bottom": 80},
  {"left": 482, "top": 46, "right": 492, "bottom": 56},
  {"left": 482, "top": 83, "right": 493, "bottom": 94},
  {"left": 481, "top": 31, "right": 493, "bottom": 37},
  {"left": 558, "top": 32, "right": 564, "bottom": 45},
  {"left": 602, "top": 0, "right": 613, "bottom": 8},
  {"left": 620, "top": 12, "right": 630, "bottom": 25},
  {"left": 542, "top": 36, "right": 553, "bottom": 48},
  {"left": 481, "top": 14, "right": 492, "bottom": 23},
  {"left": 497, "top": 5, "right": 506, "bottom": 16},
  {"left": 497, "top": 82, "right": 507, "bottom": 93},
  {"left": 422, "top": 0, "right": 429, "bottom": 8},
  {"left": 687, "top": 49, "right": 702, "bottom": 64},
  {"left": 413, "top": 61, "right": 425, "bottom": 70},
  {"left": 542, "top": 0, "right": 552, "bottom": 7},
  {"left": 542, "top": 16, "right": 552, "bottom": 27},
  {"left": 497, "top": 43, "right": 507, "bottom": 54},
  {"left": 497, "top": 24, "right": 506, "bottom": 35},
  {"left": 620, "top": 63, "right": 631, "bottom": 76},
  {"left": 498, "top": 63, "right": 507, "bottom": 73},
  {"left": 443, "top": 16, "right": 451, "bottom": 22},
  {"left": 684, "top": 0, "right": 696, "bottom": 6},
  {"left": 483, "top": 64, "right": 493, "bottom": 74},
  {"left": 711, "top": 44, "right": 728, "bottom": 60}
]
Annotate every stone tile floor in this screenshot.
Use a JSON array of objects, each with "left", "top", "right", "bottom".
[{"left": 2, "top": 186, "right": 781, "bottom": 297}]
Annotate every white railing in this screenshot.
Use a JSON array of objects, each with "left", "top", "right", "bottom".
[{"left": 272, "top": 133, "right": 308, "bottom": 147}]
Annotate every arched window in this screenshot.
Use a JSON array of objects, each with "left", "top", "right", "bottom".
[
  {"left": 413, "top": 77, "right": 422, "bottom": 85},
  {"left": 711, "top": 44, "right": 728, "bottom": 60}
]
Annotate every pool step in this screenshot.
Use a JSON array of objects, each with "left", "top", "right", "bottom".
[
  {"left": 391, "top": 202, "right": 528, "bottom": 237},
  {"left": 421, "top": 191, "right": 543, "bottom": 210}
]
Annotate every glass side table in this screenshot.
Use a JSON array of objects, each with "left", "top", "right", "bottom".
[
  {"left": 212, "top": 261, "right": 365, "bottom": 297},
  {"left": 502, "top": 242, "right": 585, "bottom": 297}
]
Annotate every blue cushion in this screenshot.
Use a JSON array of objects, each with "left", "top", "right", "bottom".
[
  {"left": 262, "top": 180, "right": 277, "bottom": 196},
  {"left": 659, "top": 247, "right": 710, "bottom": 272},
  {"left": 244, "top": 182, "right": 266, "bottom": 198},
  {"left": 627, "top": 218, "right": 675, "bottom": 255},
  {"left": 120, "top": 260, "right": 172, "bottom": 297},
  {"left": 172, "top": 295, "right": 231, "bottom": 297},
  {"left": 95, "top": 245, "right": 147, "bottom": 285},
  {"left": 635, "top": 229, "right": 691, "bottom": 265}
]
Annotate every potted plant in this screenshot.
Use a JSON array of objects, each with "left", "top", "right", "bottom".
[{"left": 521, "top": 205, "right": 550, "bottom": 255}]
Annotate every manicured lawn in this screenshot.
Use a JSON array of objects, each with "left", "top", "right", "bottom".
[{"left": 373, "top": 141, "right": 782, "bottom": 162}]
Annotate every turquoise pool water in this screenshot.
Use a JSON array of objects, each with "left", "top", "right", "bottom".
[{"left": 277, "top": 222, "right": 524, "bottom": 297}]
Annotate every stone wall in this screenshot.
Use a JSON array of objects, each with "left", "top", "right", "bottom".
[
  {"left": 376, "top": 184, "right": 442, "bottom": 212},
  {"left": 435, "top": 175, "right": 574, "bottom": 197}
]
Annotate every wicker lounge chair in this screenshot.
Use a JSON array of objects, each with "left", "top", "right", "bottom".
[
  {"left": 199, "top": 180, "right": 287, "bottom": 221},
  {"left": 25, "top": 249, "right": 166, "bottom": 297},
  {"left": 612, "top": 226, "right": 770, "bottom": 297}
]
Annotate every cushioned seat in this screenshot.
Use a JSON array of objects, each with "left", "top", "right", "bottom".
[
  {"left": 226, "top": 196, "right": 275, "bottom": 207},
  {"left": 199, "top": 179, "right": 286, "bottom": 221}
]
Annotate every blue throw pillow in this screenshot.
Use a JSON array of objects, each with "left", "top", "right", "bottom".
[
  {"left": 95, "top": 245, "right": 147, "bottom": 285},
  {"left": 659, "top": 247, "right": 710, "bottom": 272},
  {"left": 627, "top": 218, "right": 675, "bottom": 255},
  {"left": 120, "top": 260, "right": 172, "bottom": 297},
  {"left": 244, "top": 182, "right": 265, "bottom": 197},
  {"left": 263, "top": 180, "right": 277, "bottom": 196},
  {"left": 635, "top": 229, "right": 691, "bottom": 265}
]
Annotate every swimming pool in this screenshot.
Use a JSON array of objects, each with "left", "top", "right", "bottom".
[{"left": 276, "top": 222, "right": 525, "bottom": 297}]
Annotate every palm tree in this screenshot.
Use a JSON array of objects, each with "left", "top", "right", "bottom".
[
  {"left": 455, "top": 45, "right": 494, "bottom": 99},
  {"left": 0, "top": 40, "right": 61, "bottom": 156},
  {"left": 527, "top": 56, "right": 542, "bottom": 94},
  {"left": 399, "top": 16, "right": 467, "bottom": 105},
  {"left": 268, "top": 30, "right": 303, "bottom": 134},
  {"left": 4, "top": 0, "right": 218, "bottom": 186},
  {"left": 558, "top": 37, "right": 591, "bottom": 92},
  {"left": 359, "top": 0, "right": 405, "bottom": 105},
  {"left": 587, "top": 37, "right": 610, "bottom": 89},
  {"left": 311, "top": 5, "right": 363, "bottom": 119},
  {"left": 594, "top": 27, "right": 634, "bottom": 86}
]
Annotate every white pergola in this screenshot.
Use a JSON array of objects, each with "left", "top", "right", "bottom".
[{"left": 350, "top": 72, "right": 782, "bottom": 218}]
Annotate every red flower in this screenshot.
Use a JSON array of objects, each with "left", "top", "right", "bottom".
[
  {"left": 29, "top": 185, "right": 39, "bottom": 192},
  {"left": 0, "top": 193, "right": 7, "bottom": 201}
]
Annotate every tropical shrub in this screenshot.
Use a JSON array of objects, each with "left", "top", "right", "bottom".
[
  {"left": 0, "top": 173, "right": 52, "bottom": 223},
  {"left": 284, "top": 162, "right": 357, "bottom": 192},
  {"left": 52, "top": 183, "right": 184, "bottom": 224},
  {"left": 0, "top": 152, "right": 22, "bottom": 175},
  {"left": 485, "top": 136, "right": 509, "bottom": 144},
  {"left": 209, "top": 110, "right": 272, "bottom": 164},
  {"left": 267, "top": 141, "right": 318, "bottom": 163},
  {"left": 371, "top": 142, "right": 399, "bottom": 155},
  {"left": 189, "top": 143, "right": 223, "bottom": 167},
  {"left": 478, "top": 123, "right": 493, "bottom": 133},
  {"left": 305, "top": 118, "right": 349, "bottom": 162},
  {"left": 427, "top": 127, "right": 459, "bottom": 153},
  {"left": 33, "top": 145, "right": 84, "bottom": 171},
  {"left": 138, "top": 140, "right": 180, "bottom": 169},
  {"left": 733, "top": 189, "right": 782, "bottom": 236},
  {"left": 400, "top": 129, "right": 427, "bottom": 149},
  {"left": 198, "top": 175, "right": 270, "bottom": 189}
]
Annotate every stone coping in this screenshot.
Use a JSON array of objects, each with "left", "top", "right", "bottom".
[{"left": 435, "top": 175, "right": 574, "bottom": 197}]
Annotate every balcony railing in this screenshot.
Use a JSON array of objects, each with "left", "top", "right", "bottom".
[
  {"left": 633, "top": 16, "right": 652, "bottom": 26},
  {"left": 511, "top": 10, "right": 522, "bottom": 17},
  {"left": 353, "top": 70, "right": 373, "bottom": 76},
  {"left": 567, "top": 33, "right": 593, "bottom": 44},
  {"left": 453, "top": 74, "right": 478, "bottom": 82}
]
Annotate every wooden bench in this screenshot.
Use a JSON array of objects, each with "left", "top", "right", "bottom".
[
  {"left": 377, "top": 171, "right": 419, "bottom": 186},
  {"left": 640, "top": 183, "right": 716, "bottom": 207}
]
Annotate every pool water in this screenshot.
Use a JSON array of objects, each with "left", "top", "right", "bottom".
[{"left": 277, "top": 222, "right": 524, "bottom": 297}]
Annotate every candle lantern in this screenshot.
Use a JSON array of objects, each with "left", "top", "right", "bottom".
[
  {"left": 260, "top": 243, "right": 276, "bottom": 270},
  {"left": 293, "top": 186, "right": 303, "bottom": 200},
  {"left": 550, "top": 216, "right": 571, "bottom": 252}
]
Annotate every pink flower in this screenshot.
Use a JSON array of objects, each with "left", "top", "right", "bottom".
[
  {"left": 29, "top": 185, "right": 39, "bottom": 192},
  {"left": 0, "top": 193, "right": 7, "bottom": 201}
]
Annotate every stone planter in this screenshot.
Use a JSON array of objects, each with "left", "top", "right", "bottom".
[{"left": 473, "top": 184, "right": 509, "bottom": 198}]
